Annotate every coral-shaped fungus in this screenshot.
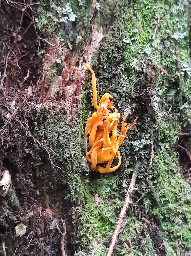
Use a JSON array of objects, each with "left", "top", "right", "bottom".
[{"left": 84, "top": 64, "right": 137, "bottom": 173}]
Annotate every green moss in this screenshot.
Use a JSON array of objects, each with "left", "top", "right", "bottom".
[
  {"left": 35, "top": 0, "right": 191, "bottom": 255},
  {"left": 37, "top": 0, "right": 93, "bottom": 49},
  {"left": 76, "top": 175, "right": 120, "bottom": 245},
  {"left": 35, "top": 109, "right": 86, "bottom": 201},
  {"left": 81, "top": 0, "right": 191, "bottom": 254},
  {"left": 76, "top": 181, "right": 146, "bottom": 255},
  {"left": 151, "top": 147, "right": 191, "bottom": 252}
]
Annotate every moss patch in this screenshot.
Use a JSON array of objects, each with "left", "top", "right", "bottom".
[{"left": 76, "top": 0, "right": 191, "bottom": 255}]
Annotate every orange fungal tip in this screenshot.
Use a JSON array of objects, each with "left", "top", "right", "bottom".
[{"left": 83, "top": 63, "right": 89, "bottom": 69}]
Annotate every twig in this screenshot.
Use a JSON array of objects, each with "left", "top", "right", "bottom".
[
  {"left": 2, "top": 242, "right": 7, "bottom": 256},
  {"left": 148, "top": 141, "right": 154, "bottom": 168},
  {"left": 20, "top": 69, "right": 30, "bottom": 86},
  {"left": 0, "top": 105, "right": 62, "bottom": 171},
  {"left": 0, "top": 48, "right": 10, "bottom": 90},
  {"left": 107, "top": 173, "right": 137, "bottom": 256},
  {"left": 5, "top": 0, "right": 40, "bottom": 11},
  {"left": 153, "top": 65, "right": 170, "bottom": 77},
  {"left": 152, "top": 16, "right": 160, "bottom": 41},
  {"left": 21, "top": 20, "right": 33, "bottom": 37},
  {"left": 60, "top": 218, "right": 67, "bottom": 256},
  {"left": 179, "top": 132, "right": 191, "bottom": 137},
  {"left": 37, "top": 37, "right": 56, "bottom": 47},
  {"left": 16, "top": 117, "right": 62, "bottom": 170}
]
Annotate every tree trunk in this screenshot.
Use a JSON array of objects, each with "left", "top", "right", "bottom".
[{"left": 0, "top": 0, "right": 191, "bottom": 255}]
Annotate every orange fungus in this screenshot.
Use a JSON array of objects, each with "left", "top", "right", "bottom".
[{"left": 84, "top": 64, "right": 137, "bottom": 173}]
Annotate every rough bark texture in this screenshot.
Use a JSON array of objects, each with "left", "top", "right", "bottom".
[{"left": 0, "top": 0, "right": 191, "bottom": 255}]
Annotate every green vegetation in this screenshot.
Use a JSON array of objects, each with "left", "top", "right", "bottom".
[
  {"left": 152, "top": 149, "right": 191, "bottom": 249},
  {"left": 36, "top": 0, "right": 93, "bottom": 49},
  {"left": 75, "top": 0, "right": 191, "bottom": 254},
  {"left": 33, "top": 0, "right": 191, "bottom": 255}
]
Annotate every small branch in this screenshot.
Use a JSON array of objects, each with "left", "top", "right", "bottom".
[
  {"left": 20, "top": 69, "right": 30, "bottom": 86},
  {"left": 153, "top": 65, "right": 170, "bottom": 77},
  {"left": 2, "top": 242, "right": 7, "bottom": 256},
  {"left": 0, "top": 48, "right": 10, "bottom": 90},
  {"left": 152, "top": 16, "right": 160, "bottom": 41},
  {"left": 37, "top": 37, "right": 56, "bottom": 47},
  {"left": 15, "top": 114, "right": 62, "bottom": 171},
  {"left": 5, "top": 0, "right": 40, "bottom": 11},
  {"left": 1, "top": 105, "right": 62, "bottom": 171},
  {"left": 107, "top": 173, "right": 137, "bottom": 256},
  {"left": 21, "top": 21, "right": 33, "bottom": 37},
  {"left": 148, "top": 141, "right": 155, "bottom": 170},
  {"left": 60, "top": 218, "right": 67, "bottom": 256},
  {"left": 179, "top": 133, "right": 191, "bottom": 137}
]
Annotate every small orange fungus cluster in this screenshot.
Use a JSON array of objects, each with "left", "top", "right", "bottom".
[{"left": 84, "top": 64, "right": 137, "bottom": 173}]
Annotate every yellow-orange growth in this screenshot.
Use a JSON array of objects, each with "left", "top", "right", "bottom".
[{"left": 84, "top": 64, "right": 137, "bottom": 173}]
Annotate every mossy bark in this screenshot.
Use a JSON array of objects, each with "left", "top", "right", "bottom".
[{"left": 0, "top": 0, "right": 191, "bottom": 255}]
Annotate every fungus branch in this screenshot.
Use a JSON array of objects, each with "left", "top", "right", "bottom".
[
  {"left": 107, "top": 173, "right": 137, "bottom": 256},
  {"left": 83, "top": 64, "right": 98, "bottom": 109}
]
